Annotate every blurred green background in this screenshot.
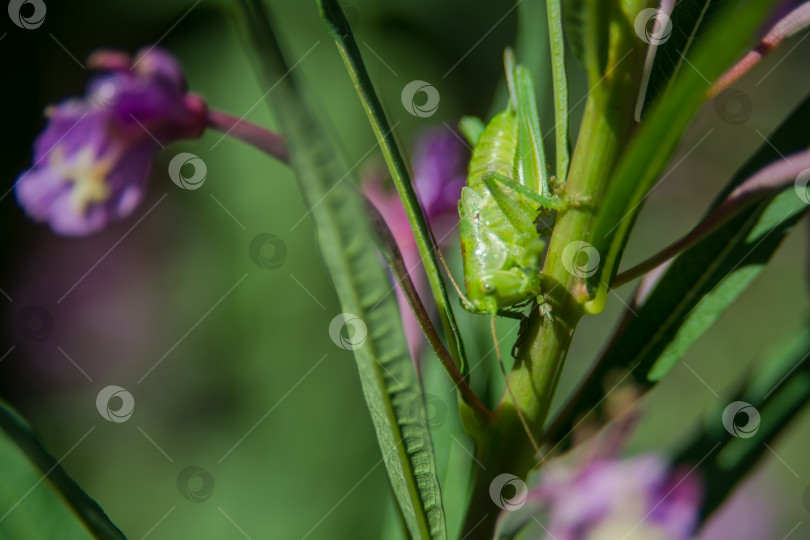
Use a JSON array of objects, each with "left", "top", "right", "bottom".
[{"left": 1, "top": 1, "right": 809, "bottom": 538}]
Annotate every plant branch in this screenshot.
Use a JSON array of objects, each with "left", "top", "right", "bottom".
[
  {"left": 459, "top": 4, "right": 649, "bottom": 535},
  {"left": 710, "top": 2, "right": 810, "bottom": 96},
  {"left": 613, "top": 150, "right": 810, "bottom": 287},
  {"left": 319, "top": 0, "right": 470, "bottom": 378},
  {"left": 364, "top": 198, "right": 494, "bottom": 423},
  {"left": 206, "top": 109, "right": 289, "bottom": 164}
]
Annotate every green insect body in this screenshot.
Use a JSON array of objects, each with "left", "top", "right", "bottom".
[{"left": 458, "top": 52, "right": 565, "bottom": 315}]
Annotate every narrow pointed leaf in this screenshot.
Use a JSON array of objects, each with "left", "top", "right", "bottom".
[
  {"left": 236, "top": 2, "right": 447, "bottom": 538},
  {"left": 639, "top": 0, "right": 726, "bottom": 117},
  {"left": 544, "top": 93, "right": 810, "bottom": 450},
  {"left": 547, "top": 0, "right": 570, "bottom": 180},
  {"left": 318, "top": 0, "right": 469, "bottom": 379},
  {"left": 587, "top": 0, "right": 780, "bottom": 311},
  {"left": 0, "top": 401, "right": 124, "bottom": 539}
]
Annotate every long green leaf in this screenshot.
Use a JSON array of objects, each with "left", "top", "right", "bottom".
[
  {"left": 638, "top": 0, "right": 725, "bottom": 117},
  {"left": 547, "top": 0, "right": 570, "bottom": 180},
  {"left": 235, "top": 2, "right": 447, "bottom": 538},
  {"left": 676, "top": 326, "right": 810, "bottom": 521},
  {"left": 318, "top": 0, "right": 469, "bottom": 379},
  {"left": 586, "top": 0, "right": 779, "bottom": 311},
  {"left": 0, "top": 401, "right": 124, "bottom": 539},
  {"left": 543, "top": 92, "right": 810, "bottom": 450}
]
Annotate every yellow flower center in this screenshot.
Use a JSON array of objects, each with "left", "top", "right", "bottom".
[{"left": 50, "top": 145, "right": 118, "bottom": 213}]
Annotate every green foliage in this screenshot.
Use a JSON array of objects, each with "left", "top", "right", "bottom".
[
  {"left": 639, "top": 0, "right": 726, "bottom": 116},
  {"left": 545, "top": 93, "right": 810, "bottom": 450},
  {"left": 677, "top": 326, "right": 810, "bottom": 520},
  {"left": 6, "top": 1, "right": 810, "bottom": 539},
  {"left": 546, "top": 0, "right": 570, "bottom": 180},
  {"left": 318, "top": 0, "right": 469, "bottom": 379},
  {"left": 236, "top": 1, "right": 447, "bottom": 538},
  {"left": 0, "top": 401, "right": 124, "bottom": 539},
  {"left": 587, "top": 0, "right": 780, "bottom": 311}
]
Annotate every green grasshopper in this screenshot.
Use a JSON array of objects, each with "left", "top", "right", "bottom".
[
  {"left": 440, "top": 50, "right": 570, "bottom": 451},
  {"left": 454, "top": 49, "right": 567, "bottom": 318}
]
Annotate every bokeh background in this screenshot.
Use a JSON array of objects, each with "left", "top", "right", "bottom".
[{"left": 1, "top": 1, "right": 809, "bottom": 538}]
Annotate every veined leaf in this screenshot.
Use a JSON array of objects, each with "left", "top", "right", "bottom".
[
  {"left": 587, "top": 0, "right": 780, "bottom": 311},
  {"left": 676, "top": 326, "right": 810, "bottom": 521},
  {"left": 638, "top": 0, "right": 726, "bottom": 117},
  {"left": 0, "top": 401, "right": 124, "bottom": 539},
  {"left": 236, "top": 2, "right": 447, "bottom": 538},
  {"left": 543, "top": 92, "right": 810, "bottom": 450},
  {"left": 318, "top": 0, "right": 469, "bottom": 379}
]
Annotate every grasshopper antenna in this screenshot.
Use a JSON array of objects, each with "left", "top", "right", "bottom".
[
  {"left": 437, "top": 247, "right": 528, "bottom": 321},
  {"left": 492, "top": 315, "right": 542, "bottom": 455},
  {"left": 437, "top": 246, "right": 475, "bottom": 308}
]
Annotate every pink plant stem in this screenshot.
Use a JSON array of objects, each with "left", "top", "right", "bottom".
[
  {"left": 613, "top": 150, "right": 810, "bottom": 287},
  {"left": 710, "top": 2, "right": 810, "bottom": 96},
  {"left": 206, "top": 109, "right": 289, "bottom": 164}
]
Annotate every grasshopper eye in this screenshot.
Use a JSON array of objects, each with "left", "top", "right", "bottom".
[{"left": 480, "top": 280, "right": 497, "bottom": 295}]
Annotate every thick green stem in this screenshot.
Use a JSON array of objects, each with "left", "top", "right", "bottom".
[{"left": 459, "top": 5, "right": 648, "bottom": 536}]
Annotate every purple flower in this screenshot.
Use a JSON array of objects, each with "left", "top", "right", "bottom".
[
  {"left": 530, "top": 455, "right": 702, "bottom": 540},
  {"left": 15, "top": 47, "right": 207, "bottom": 236},
  {"left": 364, "top": 129, "right": 468, "bottom": 359}
]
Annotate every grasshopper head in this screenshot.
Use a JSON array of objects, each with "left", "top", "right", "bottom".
[{"left": 467, "top": 270, "right": 534, "bottom": 314}]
